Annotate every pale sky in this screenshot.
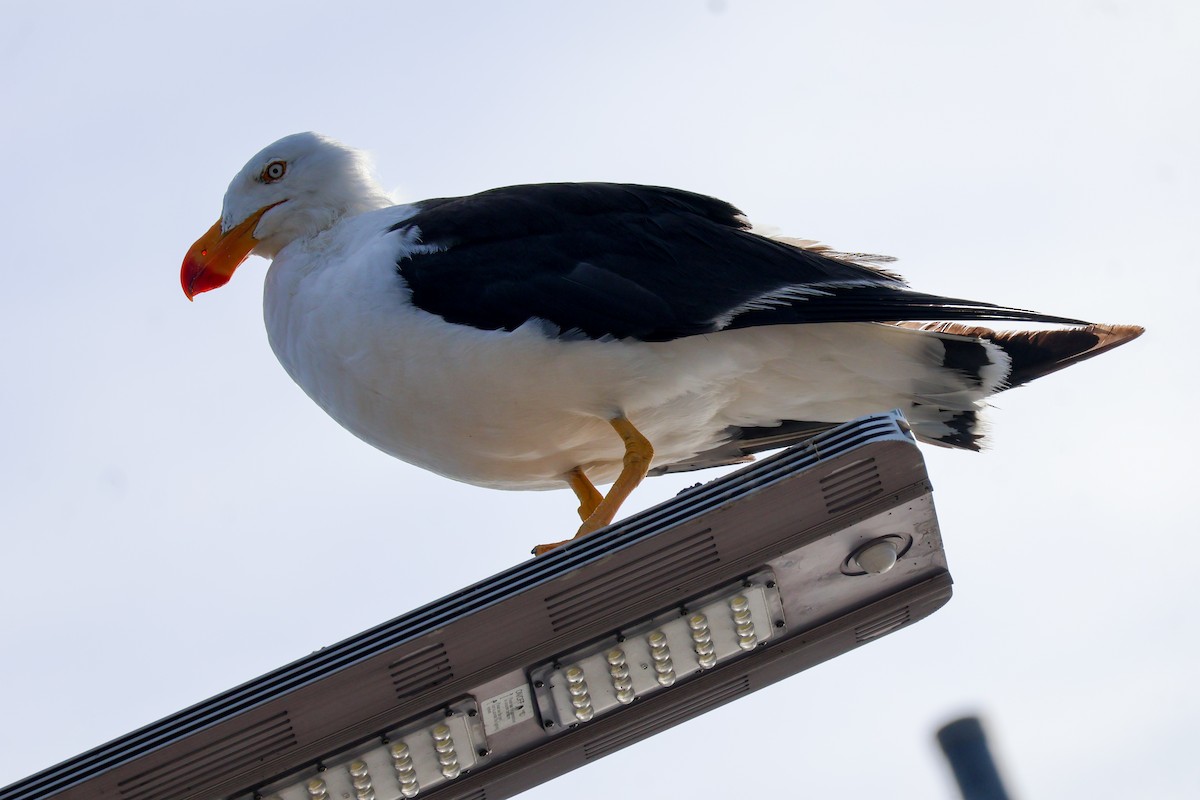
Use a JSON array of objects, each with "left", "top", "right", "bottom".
[{"left": 1, "top": 1, "right": 1196, "bottom": 798}]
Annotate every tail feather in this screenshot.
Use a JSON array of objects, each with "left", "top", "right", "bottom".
[
  {"left": 893, "top": 322, "right": 1145, "bottom": 388},
  {"left": 653, "top": 321, "right": 1144, "bottom": 472}
]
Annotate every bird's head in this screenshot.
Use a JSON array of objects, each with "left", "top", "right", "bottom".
[{"left": 181, "top": 132, "right": 391, "bottom": 300}]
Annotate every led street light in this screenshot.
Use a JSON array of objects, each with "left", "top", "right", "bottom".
[{"left": 1, "top": 411, "right": 952, "bottom": 800}]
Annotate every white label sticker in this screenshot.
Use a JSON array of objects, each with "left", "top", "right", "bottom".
[{"left": 480, "top": 685, "right": 534, "bottom": 735}]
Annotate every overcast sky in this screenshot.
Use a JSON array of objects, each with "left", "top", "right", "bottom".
[{"left": 1, "top": 1, "right": 1196, "bottom": 798}]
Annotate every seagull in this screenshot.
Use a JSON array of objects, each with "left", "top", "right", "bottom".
[{"left": 181, "top": 132, "right": 1142, "bottom": 554}]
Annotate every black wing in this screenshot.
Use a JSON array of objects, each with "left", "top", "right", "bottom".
[{"left": 393, "top": 183, "right": 1086, "bottom": 342}]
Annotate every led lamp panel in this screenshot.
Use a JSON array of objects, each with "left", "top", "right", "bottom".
[
  {"left": 529, "top": 575, "right": 783, "bottom": 729},
  {"left": 0, "top": 411, "right": 953, "bottom": 800}
]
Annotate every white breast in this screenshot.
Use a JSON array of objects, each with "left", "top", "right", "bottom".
[{"left": 262, "top": 210, "right": 995, "bottom": 490}]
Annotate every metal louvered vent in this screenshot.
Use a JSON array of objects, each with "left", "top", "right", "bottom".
[
  {"left": 543, "top": 529, "right": 719, "bottom": 633},
  {"left": 855, "top": 606, "right": 912, "bottom": 643},
  {"left": 116, "top": 712, "right": 295, "bottom": 800},
  {"left": 583, "top": 677, "right": 751, "bottom": 761},
  {"left": 389, "top": 643, "right": 453, "bottom": 700},
  {"left": 820, "top": 457, "right": 883, "bottom": 514},
  {"left": 447, "top": 788, "right": 487, "bottom": 800}
]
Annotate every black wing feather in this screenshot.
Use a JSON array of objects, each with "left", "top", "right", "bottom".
[{"left": 393, "top": 183, "right": 1087, "bottom": 342}]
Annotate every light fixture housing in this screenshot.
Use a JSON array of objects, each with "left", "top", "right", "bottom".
[{"left": 0, "top": 410, "right": 952, "bottom": 800}]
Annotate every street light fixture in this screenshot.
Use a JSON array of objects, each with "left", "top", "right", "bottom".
[{"left": 0, "top": 410, "right": 952, "bottom": 800}]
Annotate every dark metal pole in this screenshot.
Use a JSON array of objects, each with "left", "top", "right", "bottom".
[{"left": 936, "top": 716, "right": 1012, "bottom": 800}]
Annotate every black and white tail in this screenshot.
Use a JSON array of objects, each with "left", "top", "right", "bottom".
[
  {"left": 654, "top": 321, "right": 1144, "bottom": 474},
  {"left": 892, "top": 321, "right": 1144, "bottom": 450}
]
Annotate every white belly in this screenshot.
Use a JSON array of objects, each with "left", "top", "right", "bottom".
[{"left": 263, "top": 223, "right": 984, "bottom": 490}]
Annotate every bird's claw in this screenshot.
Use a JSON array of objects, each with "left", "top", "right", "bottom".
[{"left": 531, "top": 540, "right": 570, "bottom": 556}]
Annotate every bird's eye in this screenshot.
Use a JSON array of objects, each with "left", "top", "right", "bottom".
[{"left": 261, "top": 160, "right": 287, "bottom": 183}]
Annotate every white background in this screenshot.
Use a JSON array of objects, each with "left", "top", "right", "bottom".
[{"left": 1, "top": 1, "right": 1195, "bottom": 797}]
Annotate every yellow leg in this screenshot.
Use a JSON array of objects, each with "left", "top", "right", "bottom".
[
  {"left": 566, "top": 467, "right": 604, "bottom": 522},
  {"left": 533, "top": 417, "right": 655, "bottom": 556},
  {"left": 577, "top": 417, "right": 654, "bottom": 535}
]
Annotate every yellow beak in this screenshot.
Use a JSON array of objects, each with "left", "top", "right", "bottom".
[{"left": 180, "top": 202, "right": 282, "bottom": 300}]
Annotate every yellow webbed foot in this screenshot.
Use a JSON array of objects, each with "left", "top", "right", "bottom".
[{"left": 531, "top": 417, "right": 654, "bottom": 556}]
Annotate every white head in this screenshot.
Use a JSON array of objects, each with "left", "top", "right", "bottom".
[{"left": 182, "top": 132, "right": 392, "bottom": 299}]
